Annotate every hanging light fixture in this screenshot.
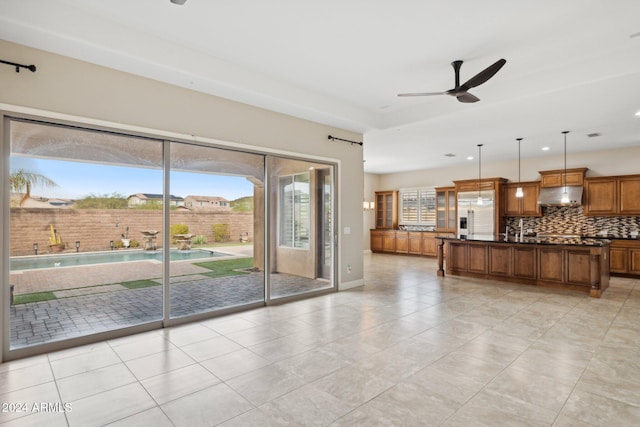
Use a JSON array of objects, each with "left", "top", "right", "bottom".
[
  {"left": 515, "top": 138, "right": 524, "bottom": 198},
  {"left": 477, "top": 144, "right": 484, "bottom": 206},
  {"left": 561, "top": 131, "right": 570, "bottom": 204}
]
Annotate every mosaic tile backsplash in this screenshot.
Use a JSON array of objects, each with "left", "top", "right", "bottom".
[{"left": 505, "top": 206, "right": 640, "bottom": 237}]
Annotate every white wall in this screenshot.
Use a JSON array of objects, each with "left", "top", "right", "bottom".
[{"left": 0, "top": 39, "right": 365, "bottom": 361}]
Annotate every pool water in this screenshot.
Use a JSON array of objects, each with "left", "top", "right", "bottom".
[{"left": 10, "top": 249, "right": 224, "bottom": 271}]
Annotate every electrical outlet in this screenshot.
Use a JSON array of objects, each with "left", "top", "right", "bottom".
[{"left": 347, "top": 264, "right": 352, "bottom": 273}]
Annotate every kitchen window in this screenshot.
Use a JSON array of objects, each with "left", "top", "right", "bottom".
[{"left": 399, "top": 188, "right": 436, "bottom": 226}]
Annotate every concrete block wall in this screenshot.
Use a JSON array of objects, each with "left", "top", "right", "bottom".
[{"left": 10, "top": 208, "right": 253, "bottom": 256}]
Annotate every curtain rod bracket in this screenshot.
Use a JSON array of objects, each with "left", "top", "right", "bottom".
[
  {"left": 327, "top": 135, "right": 363, "bottom": 146},
  {"left": 1, "top": 59, "right": 37, "bottom": 73}
]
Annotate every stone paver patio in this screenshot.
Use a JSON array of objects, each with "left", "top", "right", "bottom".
[{"left": 8, "top": 247, "right": 332, "bottom": 349}]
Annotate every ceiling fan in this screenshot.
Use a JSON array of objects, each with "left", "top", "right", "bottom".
[{"left": 398, "top": 58, "right": 506, "bottom": 103}]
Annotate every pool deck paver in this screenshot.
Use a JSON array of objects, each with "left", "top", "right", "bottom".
[{"left": 9, "top": 271, "right": 331, "bottom": 349}]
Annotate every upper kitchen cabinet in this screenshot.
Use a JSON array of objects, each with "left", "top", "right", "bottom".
[
  {"left": 503, "top": 181, "right": 541, "bottom": 217},
  {"left": 435, "top": 186, "right": 456, "bottom": 232},
  {"left": 539, "top": 168, "right": 587, "bottom": 187},
  {"left": 619, "top": 176, "right": 640, "bottom": 215},
  {"left": 585, "top": 174, "right": 640, "bottom": 216},
  {"left": 375, "top": 191, "right": 398, "bottom": 229}
]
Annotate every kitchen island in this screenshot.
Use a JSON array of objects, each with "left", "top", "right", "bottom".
[{"left": 435, "top": 236, "right": 610, "bottom": 298}]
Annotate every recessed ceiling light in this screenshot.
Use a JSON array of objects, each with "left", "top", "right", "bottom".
[
  {"left": 466, "top": 156, "right": 474, "bottom": 160},
  {"left": 444, "top": 153, "right": 456, "bottom": 157},
  {"left": 587, "top": 133, "right": 601, "bottom": 138},
  {"left": 542, "top": 146, "right": 550, "bottom": 151},
  {"left": 635, "top": 110, "right": 640, "bottom": 116}
]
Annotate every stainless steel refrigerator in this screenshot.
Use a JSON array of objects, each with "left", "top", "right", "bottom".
[{"left": 457, "top": 190, "right": 495, "bottom": 238}]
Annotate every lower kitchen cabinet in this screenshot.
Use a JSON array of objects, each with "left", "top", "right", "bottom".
[
  {"left": 512, "top": 246, "right": 536, "bottom": 279},
  {"left": 396, "top": 232, "right": 409, "bottom": 253},
  {"left": 489, "top": 245, "right": 511, "bottom": 276},
  {"left": 422, "top": 234, "right": 437, "bottom": 256},
  {"left": 370, "top": 230, "right": 441, "bottom": 257},
  {"left": 382, "top": 231, "right": 396, "bottom": 252},
  {"left": 610, "top": 239, "right": 640, "bottom": 276},
  {"left": 408, "top": 232, "right": 423, "bottom": 254},
  {"left": 439, "top": 239, "right": 609, "bottom": 297}
]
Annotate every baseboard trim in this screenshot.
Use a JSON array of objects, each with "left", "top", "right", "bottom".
[{"left": 339, "top": 278, "right": 364, "bottom": 290}]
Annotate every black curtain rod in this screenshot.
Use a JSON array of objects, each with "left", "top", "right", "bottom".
[
  {"left": 327, "top": 135, "right": 363, "bottom": 146},
  {"left": 0, "top": 59, "right": 37, "bottom": 73}
]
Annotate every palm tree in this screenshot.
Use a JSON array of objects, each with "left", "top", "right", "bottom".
[{"left": 9, "top": 169, "right": 58, "bottom": 206}]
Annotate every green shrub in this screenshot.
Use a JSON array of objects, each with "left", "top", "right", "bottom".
[
  {"left": 129, "top": 239, "right": 140, "bottom": 248},
  {"left": 191, "top": 235, "right": 207, "bottom": 245},
  {"left": 170, "top": 224, "right": 189, "bottom": 242},
  {"left": 113, "top": 240, "right": 125, "bottom": 249},
  {"left": 213, "top": 223, "right": 230, "bottom": 242}
]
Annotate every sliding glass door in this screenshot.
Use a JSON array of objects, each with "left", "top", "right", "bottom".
[
  {"left": 4, "top": 116, "right": 337, "bottom": 357},
  {"left": 267, "top": 157, "right": 334, "bottom": 300},
  {"left": 8, "top": 119, "right": 164, "bottom": 350},
  {"left": 168, "top": 142, "right": 265, "bottom": 319}
]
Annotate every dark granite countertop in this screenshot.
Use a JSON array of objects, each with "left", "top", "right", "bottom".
[{"left": 441, "top": 235, "right": 611, "bottom": 247}]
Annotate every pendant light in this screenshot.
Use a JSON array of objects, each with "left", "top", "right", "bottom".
[
  {"left": 515, "top": 138, "right": 524, "bottom": 198},
  {"left": 477, "top": 144, "right": 484, "bottom": 206},
  {"left": 561, "top": 131, "right": 570, "bottom": 204}
]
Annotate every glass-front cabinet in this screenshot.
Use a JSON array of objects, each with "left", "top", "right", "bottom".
[
  {"left": 375, "top": 191, "right": 398, "bottom": 229},
  {"left": 435, "top": 186, "right": 456, "bottom": 232}
]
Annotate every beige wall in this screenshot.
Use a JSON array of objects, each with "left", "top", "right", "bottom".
[
  {"left": 9, "top": 208, "right": 253, "bottom": 256},
  {"left": 375, "top": 146, "right": 640, "bottom": 191},
  {"left": 0, "top": 39, "right": 364, "bottom": 283},
  {"left": 0, "top": 39, "right": 365, "bottom": 360}
]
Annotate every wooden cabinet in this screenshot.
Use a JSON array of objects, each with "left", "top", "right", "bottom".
[
  {"left": 382, "top": 231, "right": 396, "bottom": 252},
  {"left": 370, "top": 230, "right": 440, "bottom": 257},
  {"left": 435, "top": 187, "right": 456, "bottom": 232},
  {"left": 395, "top": 231, "right": 409, "bottom": 253},
  {"left": 441, "top": 239, "right": 609, "bottom": 297},
  {"left": 489, "top": 245, "right": 511, "bottom": 276},
  {"left": 422, "top": 233, "right": 437, "bottom": 256},
  {"left": 504, "top": 181, "right": 541, "bottom": 217},
  {"left": 375, "top": 191, "right": 398, "bottom": 229},
  {"left": 512, "top": 246, "right": 536, "bottom": 279},
  {"left": 584, "top": 177, "right": 617, "bottom": 215},
  {"left": 610, "top": 240, "right": 640, "bottom": 276},
  {"left": 370, "top": 229, "right": 398, "bottom": 253},
  {"left": 408, "top": 232, "right": 423, "bottom": 255},
  {"left": 539, "top": 168, "right": 587, "bottom": 187},
  {"left": 619, "top": 176, "right": 640, "bottom": 215},
  {"left": 585, "top": 175, "right": 640, "bottom": 216},
  {"left": 370, "top": 229, "right": 383, "bottom": 252}
]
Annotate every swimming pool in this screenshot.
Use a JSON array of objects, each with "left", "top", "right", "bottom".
[{"left": 10, "top": 249, "right": 224, "bottom": 271}]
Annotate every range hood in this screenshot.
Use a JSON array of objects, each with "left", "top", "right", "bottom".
[{"left": 537, "top": 186, "right": 583, "bottom": 206}]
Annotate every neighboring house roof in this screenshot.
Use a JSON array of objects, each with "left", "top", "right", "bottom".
[
  {"left": 128, "top": 193, "right": 184, "bottom": 201},
  {"left": 185, "top": 195, "right": 229, "bottom": 203},
  {"left": 10, "top": 193, "right": 75, "bottom": 208}
]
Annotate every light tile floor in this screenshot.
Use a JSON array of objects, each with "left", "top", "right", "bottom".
[{"left": 1, "top": 253, "right": 640, "bottom": 426}]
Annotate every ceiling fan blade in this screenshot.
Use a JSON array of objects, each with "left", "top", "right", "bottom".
[
  {"left": 457, "top": 92, "right": 480, "bottom": 103},
  {"left": 397, "top": 92, "right": 447, "bottom": 97},
  {"left": 460, "top": 58, "right": 506, "bottom": 90}
]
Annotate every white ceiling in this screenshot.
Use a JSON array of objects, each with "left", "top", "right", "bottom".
[{"left": 1, "top": 0, "right": 640, "bottom": 174}]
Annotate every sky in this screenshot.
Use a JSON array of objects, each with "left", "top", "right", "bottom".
[{"left": 10, "top": 157, "right": 254, "bottom": 201}]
